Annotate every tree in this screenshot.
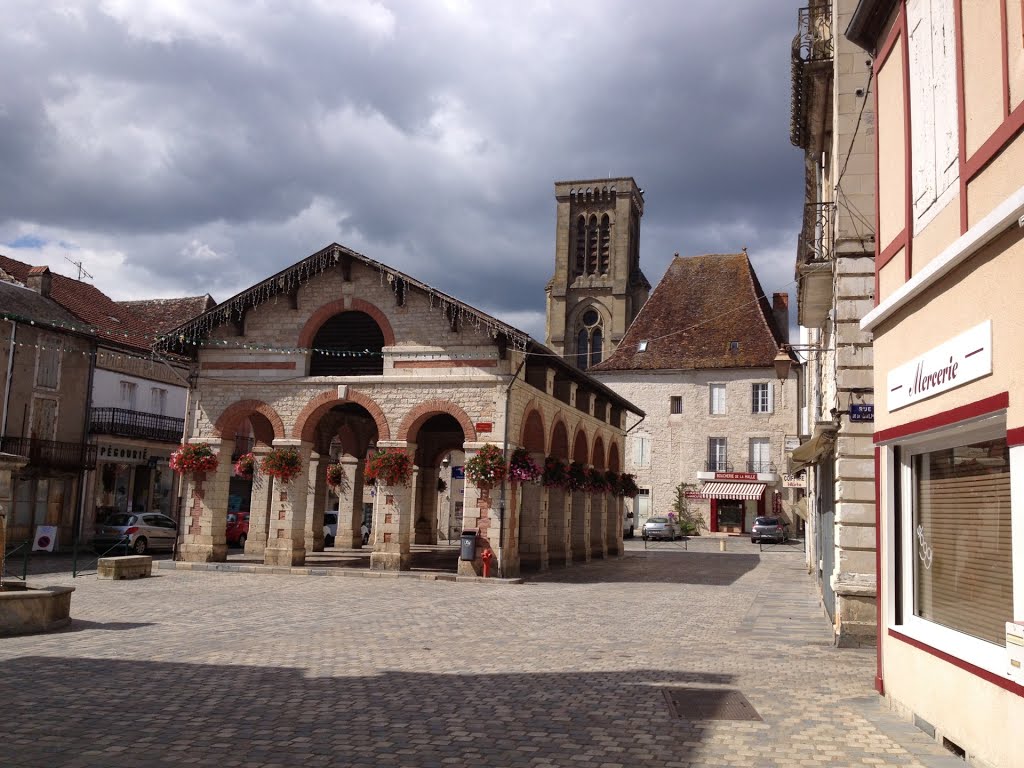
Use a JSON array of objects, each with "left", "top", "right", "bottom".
[{"left": 671, "top": 481, "right": 707, "bottom": 535}]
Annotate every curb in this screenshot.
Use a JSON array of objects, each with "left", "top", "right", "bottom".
[{"left": 155, "top": 560, "right": 523, "bottom": 585}]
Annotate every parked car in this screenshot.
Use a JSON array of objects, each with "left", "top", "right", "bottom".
[
  {"left": 751, "top": 516, "right": 788, "bottom": 544},
  {"left": 623, "top": 510, "right": 635, "bottom": 538},
  {"left": 93, "top": 512, "right": 177, "bottom": 555},
  {"left": 226, "top": 512, "right": 250, "bottom": 548},
  {"left": 324, "top": 512, "right": 338, "bottom": 547},
  {"left": 642, "top": 516, "right": 680, "bottom": 541}
]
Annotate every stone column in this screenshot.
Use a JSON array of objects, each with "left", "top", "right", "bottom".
[
  {"left": 264, "top": 440, "right": 312, "bottom": 567},
  {"left": 369, "top": 441, "right": 414, "bottom": 571},
  {"left": 336, "top": 455, "right": 363, "bottom": 548},
  {"left": 606, "top": 494, "right": 623, "bottom": 556},
  {"left": 177, "top": 437, "right": 233, "bottom": 563},
  {"left": 243, "top": 446, "right": 272, "bottom": 556},
  {"left": 519, "top": 476, "right": 547, "bottom": 571},
  {"left": 546, "top": 486, "right": 570, "bottom": 567},
  {"left": 570, "top": 488, "right": 590, "bottom": 562},
  {"left": 415, "top": 466, "right": 438, "bottom": 545},
  {"left": 590, "top": 491, "right": 608, "bottom": 559},
  {"left": 407, "top": 463, "right": 423, "bottom": 545},
  {"left": 304, "top": 452, "right": 328, "bottom": 553},
  {"left": 500, "top": 480, "right": 521, "bottom": 578}
]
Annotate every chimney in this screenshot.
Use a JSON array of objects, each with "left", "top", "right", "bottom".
[
  {"left": 26, "top": 266, "right": 52, "bottom": 297},
  {"left": 772, "top": 292, "right": 790, "bottom": 344}
]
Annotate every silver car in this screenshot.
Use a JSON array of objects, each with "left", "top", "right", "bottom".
[
  {"left": 751, "top": 516, "right": 788, "bottom": 544},
  {"left": 93, "top": 512, "right": 177, "bottom": 555},
  {"left": 642, "top": 516, "right": 681, "bottom": 541}
]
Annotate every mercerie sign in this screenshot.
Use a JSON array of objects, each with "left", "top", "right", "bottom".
[{"left": 887, "top": 321, "right": 992, "bottom": 412}]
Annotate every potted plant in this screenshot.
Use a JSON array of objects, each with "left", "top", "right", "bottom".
[
  {"left": 618, "top": 473, "right": 640, "bottom": 498},
  {"left": 326, "top": 462, "right": 348, "bottom": 493},
  {"left": 234, "top": 452, "right": 256, "bottom": 480},
  {"left": 365, "top": 449, "right": 412, "bottom": 487},
  {"left": 260, "top": 447, "right": 303, "bottom": 484},
  {"left": 586, "top": 466, "right": 609, "bottom": 493},
  {"left": 169, "top": 442, "right": 219, "bottom": 476},
  {"left": 604, "top": 470, "right": 621, "bottom": 495},
  {"left": 566, "top": 461, "right": 588, "bottom": 492},
  {"left": 464, "top": 443, "right": 507, "bottom": 489},
  {"left": 508, "top": 447, "right": 542, "bottom": 483},
  {"left": 542, "top": 456, "right": 568, "bottom": 489}
]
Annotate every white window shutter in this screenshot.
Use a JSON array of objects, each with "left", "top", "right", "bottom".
[
  {"left": 907, "top": 0, "right": 936, "bottom": 222},
  {"left": 767, "top": 381, "right": 775, "bottom": 414},
  {"left": 933, "top": 0, "right": 959, "bottom": 197}
]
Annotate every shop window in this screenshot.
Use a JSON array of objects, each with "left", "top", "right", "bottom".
[
  {"left": 895, "top": 418, "right": 1014, "bottom": 670},
  {"left": 709, "top": 383, "right": 726, "bottom": 415}
]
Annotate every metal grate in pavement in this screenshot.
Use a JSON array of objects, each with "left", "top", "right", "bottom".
[{"left": 662, "top": 687, "right": 762, "bottom": 721}]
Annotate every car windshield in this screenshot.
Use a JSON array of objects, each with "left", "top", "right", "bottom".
[
  {"left": 755, "top": 517, "right": 779, "bottom": 526},
  {"left": 647, "top": 517, "right": 668, "bottom": 524},
  {"left": 227, "top": 514, "right": 237, "bottom": 523},
  {"left": 105, "top": 514, "right": 134, "bottom": 526}
]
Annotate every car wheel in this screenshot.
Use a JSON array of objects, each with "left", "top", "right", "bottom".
[
  {"left": 751, "top": 538, "right": 757, "bottom": 543},
  {"left": 238, "top": 533, "right": 247, "bottom": 549},
  {"left": 133, "top": 537, "right": 148, "bottom": 555}
]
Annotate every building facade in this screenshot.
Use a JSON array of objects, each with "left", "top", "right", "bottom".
[
  {"left": 849, "top": 2, "right": 1023, "bottom": 765},
  {"left": 790, "top": 0, "right": 879, "bottom": 647}
]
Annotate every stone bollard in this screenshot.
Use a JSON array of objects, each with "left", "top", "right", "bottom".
[{"left": 719, "top": 539, "right": 727, "bottom": 552}]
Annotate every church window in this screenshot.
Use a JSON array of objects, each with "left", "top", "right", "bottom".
[
  {"left": 575, "top": 308, "right": 604, "bottom": 370},
  {"left": 599, "top": 215, "right": 610, "bottom": 273},
  {"left": 586, "top": 215, "right": 598, "bottom": 274},
  {"left": 574, "top": 216, "right": 586, "bottom": 275}
]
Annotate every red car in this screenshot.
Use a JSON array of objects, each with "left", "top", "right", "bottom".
[{"left": 226, "top": 512, "right": 250, "bottom": 548}]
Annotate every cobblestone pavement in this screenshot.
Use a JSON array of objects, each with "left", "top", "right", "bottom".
[{"left": 0, "top": 539, "right": 965, "bottom": 768}]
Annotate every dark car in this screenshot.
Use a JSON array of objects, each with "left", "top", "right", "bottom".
[
  {"left": 94, "top": 512, "right": 177, "bottom": 555},
  {"left": 226, "top": 512, "right": 250, "bottom": 548},
  {"left": 751, "top": 516, "right": 787, "bottom": 544}
]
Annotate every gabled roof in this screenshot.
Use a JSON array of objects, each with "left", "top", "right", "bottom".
[
  {"left": 119, "top": 295, "right": 216, "bottom": 335},
  {"left": 592, "top": 253, "right": 786, "bottom": 372},
  {"left": 0, "top": 279, "right": 84, "bottom": 331}
]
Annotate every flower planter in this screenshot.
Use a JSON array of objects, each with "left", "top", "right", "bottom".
[{"left": 0, "top": 585, "right": 74, "bottom": 636}]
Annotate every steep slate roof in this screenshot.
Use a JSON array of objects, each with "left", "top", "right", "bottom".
[
  {"left": 0, "top": 253, "right": 154, "bottom": 351},
  {"left": 0, "top": 279, "right": 85, "bottom": 330},
  {"left": 592, "top": 253, "right": 786, "bottom": 371},
  {"left": 119, "top": 295, "right": 216, "bottom": 335}
]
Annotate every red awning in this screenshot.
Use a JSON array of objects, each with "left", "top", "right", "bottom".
[{"left": 699, "top": 482, "right": 766, "bottom": 501}]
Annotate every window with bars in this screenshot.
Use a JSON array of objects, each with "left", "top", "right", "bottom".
[
  {"left": 670, "top": 396, "right": 682, "bottom": 415},
  {"left": 709, "top": 383, "right": 726, "bottom": 415},
  {"left": 752, "top": 382, "right": 772, "bottom": 413}
]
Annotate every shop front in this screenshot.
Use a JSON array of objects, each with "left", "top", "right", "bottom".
[
  {"left": 91, "top": 440, "right": 173, "bottom": 526},
  {"left": 698, "top": 472, "right": 770, "bottom": 533}
]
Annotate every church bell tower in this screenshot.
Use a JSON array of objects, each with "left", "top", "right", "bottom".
[{"left": 544, "top": 177, "right": 650, "bottom": 369}]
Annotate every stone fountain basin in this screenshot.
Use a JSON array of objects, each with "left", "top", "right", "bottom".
[{"left": 0, "top": 584, "right": 74, "bottom": 636}]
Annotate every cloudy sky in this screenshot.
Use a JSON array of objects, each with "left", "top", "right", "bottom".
[{"left": 1, "top": 0, "right": 803, "bottom": 341}]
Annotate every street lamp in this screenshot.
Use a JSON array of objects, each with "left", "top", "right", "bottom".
[{"left": 773, "top": 343, "right": 823, "bottom": 381}]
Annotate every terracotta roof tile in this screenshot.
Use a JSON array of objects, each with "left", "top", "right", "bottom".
[
  {"left": 592, "top": 253, "right": 786, "bottom": 371},
  {"left": 118, "top": 296, "right": 216, "bottom": 335}
]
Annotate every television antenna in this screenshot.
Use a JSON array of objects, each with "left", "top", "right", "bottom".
[{"left": 64, "top": 255, "right": 93, "bottom": 281}]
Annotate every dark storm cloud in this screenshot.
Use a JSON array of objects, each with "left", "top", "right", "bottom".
[{"left": 0, "top": 1, "right": 803, "bottom": 341}]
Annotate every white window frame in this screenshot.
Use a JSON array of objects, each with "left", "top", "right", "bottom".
[
  {"left": 749, "top": 438, "right": 771, "bottom": 473},
  {"left": 633, "top": 434, "right": 651, "bottom": 468},
  {"left": 888, "top": 413, "right": 1019, "bottom": 677},
  {"left": 709, "top": 383, "right": 726, "bottom": 415},
  {"left": 708, "top": 437, "right": 727, "bottom": 471},
  {"left": 751, "top": 382, "right": 773, "bottom": 414},
  {"left": 150, "top": 387, "right": 168, "bottom": 416},
  {"left": 120, "top": 380, "right": 138, "bottom": 411}
]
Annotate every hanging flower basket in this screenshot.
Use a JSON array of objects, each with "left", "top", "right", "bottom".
[
  {"left": 326, "top": 462, "right": 348, "bottom": 493},
  {"left": 566, "top": 461, "right": 588, "bottom": 492},
  {"left": 542, "top": 456, "right": 568, "bottom": 489},
  {"left": 260, "top": 447, "right": 303, "bottom": 484},
  {"left": 464, "top": 443, "right": 507, "bottom": 489},
  {"left": 604, "top": 470, "right": 621, "bottom": 495},
  {"left": 365, "top": 449, "right": 412, "bottom": 487},
  {"left": 585, "top": 466, "right": 610, "bottom": 494},
  {"left": 169, "top": 442, "right": 219, "bottom": 476},
  {"left": 618, "top": 473, "right": 640, "bottom": 498},
  {"left": 508, "top": 447, "right": 542, "bottom": 483},
  {"left": 233, "top": 452, "right": 256, "bottom": 480}
]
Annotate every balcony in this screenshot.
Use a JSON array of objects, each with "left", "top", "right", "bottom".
[
  {"left": 790, "top": 4, "right": 834, "bottom": 151},
  {"left": 89, "top": 408, "right": 185, "bottom": 444},
  {"left": 746, "top": 461, "right": 777, "bottom": 474},
  {"left": 0, "top": 436, "right": 96, "bottom": 472},
  {"left": 797, "top": 4, "right": 833, "bottom": 64},
  {"left": 797, "top": 201, "right": 836, "bottom": 327},
  {"left": 705, "top": 459, "right": 733, "bottom": 473}
]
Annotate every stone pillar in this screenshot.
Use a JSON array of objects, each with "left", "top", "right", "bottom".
[
  {"left": 606, "top": 494, "right": 623, "bottom": 556},
  {"left": 264, "top": 440, "right": 312, "bottom": 567},
  {"left": 304, "top": 452, "right": 328, "bottom": 553},
  {"left": 590, "top": 491, "right": 608, "bottom": 559},
  {"left": 336, "top": 455, "right": 363, "bottom": 548},
  {"left": 243, "top": 446, "right": 272, "bottom": 557},
  {"left": 177, "top": 437, "right": 233, "bottom": 563},
  {"left": 546, "top": 486, "right": 570, "bottom": 567},
  {"left": 519, "top": 474, "right": 547, "bottom": 571},
  {"left": 369, "top": 441, "right": 414, "bottom": 571},
  {"left": 415, "top": 466, "right": 438, "bottom": 545},
  {"left": 570, "top": 489, "right": 590, "bottom": 562},
  {"left": 500, "top": 480, "right": 521, "bottom": 578}
]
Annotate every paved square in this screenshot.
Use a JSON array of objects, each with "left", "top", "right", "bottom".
[{"left": 0, "top": 540, "right": 963, "bottom": 767}]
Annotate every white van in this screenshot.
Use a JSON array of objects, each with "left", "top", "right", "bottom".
[{"left": 623, "top": 509, "right": 635, "bottom": 538}]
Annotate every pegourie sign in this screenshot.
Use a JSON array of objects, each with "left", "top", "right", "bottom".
[{"left": 887, "top": 321, "right": 992, "bottom": 412}]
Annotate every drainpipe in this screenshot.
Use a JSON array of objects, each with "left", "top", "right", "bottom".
[
  {"left": 1, "top": 320, "right": 16, "bottom": 438},
  {"left": 499, "top": 354, "right": 528, "bottom": 578}
]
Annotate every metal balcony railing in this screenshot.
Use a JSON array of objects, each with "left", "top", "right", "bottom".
[
  {"left": 797, "top": 4, "right": 833, "bottom": 63},
  {"left": 798, "top": 202, "right": 836, "bottom": 263},
  {"left": 747, "top": 461, "right": 777, "bottom": 474},
  {"left": 705, "top": 459, "right": 732, "bottom": 473},
  {"left": 0, "top": 436, "right": 97, "bottom": 471},
  {"left": 89, "top": 408, "right": 185, "bottom": 444}
]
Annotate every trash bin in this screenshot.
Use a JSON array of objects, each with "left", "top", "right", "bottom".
[{"left": 460, "top": 530, "right": 477, "bottom": 561}]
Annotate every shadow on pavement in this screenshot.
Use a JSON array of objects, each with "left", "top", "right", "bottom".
[
  {"left": 0, "top": 658, "right": 733, "bottom": 767},
  {"left": 525, "top": 551, "right": 761, "bottom": 586},
  {"left": 59, "top": 620, "right": 157, "bottom": 633}
]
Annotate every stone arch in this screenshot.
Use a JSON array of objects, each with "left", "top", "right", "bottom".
[
  {"left": 297, "top": 298, "right": 396, "bottom": 349},
  {"left": 213, "top": 399, "right": 284, "bottom": 445},
  {"left": 397, "top": 399, "right": 477, "bottom": 443},
  {"left": 592, "top": 435, "right": 606, "bottom": 470},
  {"left": 608, "top": 441, "right": 621, "bottom": 472},
  {"left": 572, "top": 427, "right": 589, "bottom": 464},
  {"left": 293, "top": 389, "right": 391, "bottom": 443},
  {"left": 520, "top": 408, "right": 546, "bottom": 453},
  {"left": 549, "top": 419, "right": 570, "bottom": 459}
]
